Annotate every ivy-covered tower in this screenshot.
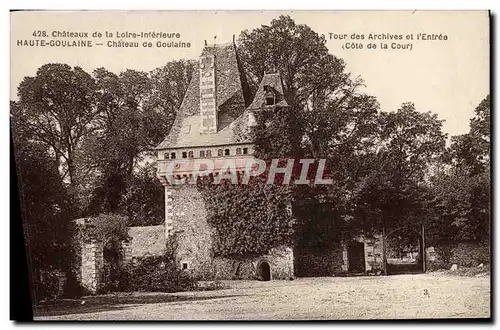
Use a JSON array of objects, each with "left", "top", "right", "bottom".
[{"left": 155, "top": 41, "right": 294, "bottom": 280}]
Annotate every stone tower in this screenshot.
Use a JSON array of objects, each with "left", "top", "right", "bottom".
[{"left": 155, "top": 41, "right": 294, "bottom": 279}]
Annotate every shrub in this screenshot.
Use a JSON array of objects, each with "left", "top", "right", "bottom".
[
  {"left": 99, "top": 259, "right": 123, "bottom": 293},
  {"left": 33, "top": 269, "right": 61, "bottom": 301},
  {"left": 121, "top": 255, "right": 198, "bottom": 292}
]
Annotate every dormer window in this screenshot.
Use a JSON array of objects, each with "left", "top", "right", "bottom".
[
  {"left": 218, "top": 149, "right": 223, "bottom": 157},
  {"left": 164, "top": 153, "right": 169, "bottom": 160},
  {"left": 224, "top": 149, "right": 230, "bottom": 156},
  {"left": 182, "top": 152, "right": 187, "bottom": 159},
  {"left": 170, "top": 152, "right": 176, "bottom": 159},
  {"left": 200, "top": 150, "right": 205, "bottom": 158},
  {"left": 188, "top": 151, "right": 194, "bottom": 158},
  {"left": 264, "top": 85, "right": 275, "bottom": 106}
]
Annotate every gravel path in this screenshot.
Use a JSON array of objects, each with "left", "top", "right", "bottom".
[{"left": 35, "top": 273, "right": 490, "bottom": 320}]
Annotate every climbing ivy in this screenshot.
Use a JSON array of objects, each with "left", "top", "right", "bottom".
[{"left": 197, "top": 107, "right": 300, "bottom": 258}]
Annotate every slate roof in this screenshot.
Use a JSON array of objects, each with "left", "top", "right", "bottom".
[
  {"left": 156, "top": 42, "right": 252, "bottom": 150},
  {"left": 155, "top": 44, "right": 289, "bottom": 151}
]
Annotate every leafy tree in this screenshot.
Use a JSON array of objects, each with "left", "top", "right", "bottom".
[
  {"left": 15, "top": 64, "right": 99, "bottom": 195},
  {"left": 85, "top": 68, "right": 151, "bottom": 214},
  {"left": 87, "top": 64, "right": 194, "bottom": 216},
  {"left": 238, "top": 15, "right": 382, "bottom": 250},
  {"left": 449, "top": 95, "right": 490, "bottom": 175},
  {"left": 238, "top": 15, "right": 358, "bottom": 110},
  {"left": 11, "top": 102, "right": 76, "bottom": 299},
  {"left": 148, "top": 59, "right": 196, "bottom": 129},
  {"left": 121, "top": 163, "right": 165, "bottom": 226},
  {"left": 428, "top": 95, "right": 490, "bottom": 244},
  {"left": 351, "top": 103, "right": 447, "bottom": 234}
]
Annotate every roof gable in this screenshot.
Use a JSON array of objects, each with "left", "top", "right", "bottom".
[{"left": 248, "top": 73, "right": 289, "bottom": 110}]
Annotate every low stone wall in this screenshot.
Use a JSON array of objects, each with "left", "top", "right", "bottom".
[
  {"left": 295, "top": 247, "right": 344, "bottom": 277},
  {"left": 128, "top": 225, "right": 166, "bottom": 258},
  {"left": 211, "top": 246, "right": 294, "bottom": 280},
  {"left": 428, "top": 241, "right": 490, "bottom": 270}
]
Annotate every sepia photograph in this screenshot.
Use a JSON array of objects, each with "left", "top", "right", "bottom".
[{"left": 10, "top": 10, "right": 490, "bottom": 320}]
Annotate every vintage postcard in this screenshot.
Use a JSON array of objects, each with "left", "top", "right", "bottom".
[{"left": 10, "top": 10, "right": 490, "bottom": 320}]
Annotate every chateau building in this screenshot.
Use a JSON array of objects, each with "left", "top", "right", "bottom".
[
  {"left": 154, "top": 41, "right": 295, "bottom": 280},
  {"left": 152, "top": 41, "right": 392, "bottom": 280},
  {"left": 76, "top": 41, "right": 389, "bottom": 291}
]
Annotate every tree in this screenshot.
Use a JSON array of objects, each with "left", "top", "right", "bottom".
[
  {"left": 238, "top": 15, "right": 358, "bottom": 110},
  {"left": 351, "top": 102, "right": 447, "bottom": 233},
  {"left": 121, "top": 163, "right": 165, "bottom": 227},
  {"left": 86, "top": 63, "right": 194, "bottom": 217},
  {"left": 428, "top": 95, "right": 490, "bottom": 243},
  {"left": 148, "top": 59, "right": 196, "bottom": 130},
  {"left": 85, "top": 68, "right": 152, "bottom": 214},
  {"left": 11, "top": 103, "right": 76, "bottom": 299},
  {"left": 238, "top": 15, "right": 382, "bottom": 249},
  {"left": 449, "top": 95, "right": 490, "bottom": 175},
  {"left": 15, "top": 64, "right": 99, "bottom": 195}
]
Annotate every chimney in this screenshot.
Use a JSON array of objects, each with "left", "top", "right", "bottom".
[{"left": 199, "top": 51, "right": 217, "bottom": 133}]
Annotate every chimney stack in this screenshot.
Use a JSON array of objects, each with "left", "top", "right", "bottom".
[{"left": 199, "top": 51, "right": 217, "bottom": 133}]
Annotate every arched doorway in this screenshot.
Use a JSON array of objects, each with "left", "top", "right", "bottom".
[
  {"left": 384, "top": 225, "right": 425, "bottom": 275},
  {"left": 257, "top": 260, "right": 271, "bottom": 281}
]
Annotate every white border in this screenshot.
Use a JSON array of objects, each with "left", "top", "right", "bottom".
[{"left": 4, "top": 1, "right": 497, "bottom": 329}]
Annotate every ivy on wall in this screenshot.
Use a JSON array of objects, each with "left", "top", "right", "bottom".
[{"left": 197, "top": 107, "right": 300, "bottom": 258}]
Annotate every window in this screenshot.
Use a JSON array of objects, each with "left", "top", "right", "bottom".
[
  {"left": 200, "top": 150, "right": 205, "bottom": 158},
  {"left": 224, "top": 149, "right": 230, "bottom": 156},
  {"left": 264, "top": 85, "right": 275, "bottom": 105},
  {"left": 182, "top": 152, "right": 187, "bottom": 159},
  {"left": 170, "top": 152, "right": 176, "bottom": 159},
  {"left": 266, "top": 94, "right": 275, "bottom": 105},
  {"left": 218, "top": 149, "right": 223, "bottom": 157},
  {"left": 206, "top": 150, "right": 212, "bottom": 157},
  {"left": 182, "top": 262, "right": 188, "bottom": 270},
  {"left": 236, "top": 148, "right": 241, "bottom": 155},
  {"left": 188, "top": 151, "right": 194, "bottom": 158},
  {"left": 164, "top": 153, "right": 169, "bottom": 160},
  {"left": 243, "top": 148, "right": 248, "bottom": 155}
]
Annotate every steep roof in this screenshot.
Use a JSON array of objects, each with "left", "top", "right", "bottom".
[
  {"left": 156, "top": 43, "right": 252, "bottom": 150},
  {"left": 247, "top": 73, "right": 289, "bottom": 110}
]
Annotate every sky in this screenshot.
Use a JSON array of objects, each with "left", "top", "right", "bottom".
[{"left": 10, "top": 10, "right": 490, "bottom": 137}]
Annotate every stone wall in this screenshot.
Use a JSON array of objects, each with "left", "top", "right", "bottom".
[
  {"left": 295, "top": 246, "right": 344, "bottom": 277},
  {"left": 169, "top": 184, "right": 294, "bottom": 280},
  {"left": 170, "top": 184, "right": 214, "bottom": 277},
  {"left": 427, "top": 241, "right": 490, "bottom": 270},
  {"left": 211, "top": 246, "right": 294, "bottom": 280},
  {"left": 80, "top": 240, "right": 103, "bottom": 293},
  {"left": 128, "top": 225, "right": 166, "bottom": 258}
]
